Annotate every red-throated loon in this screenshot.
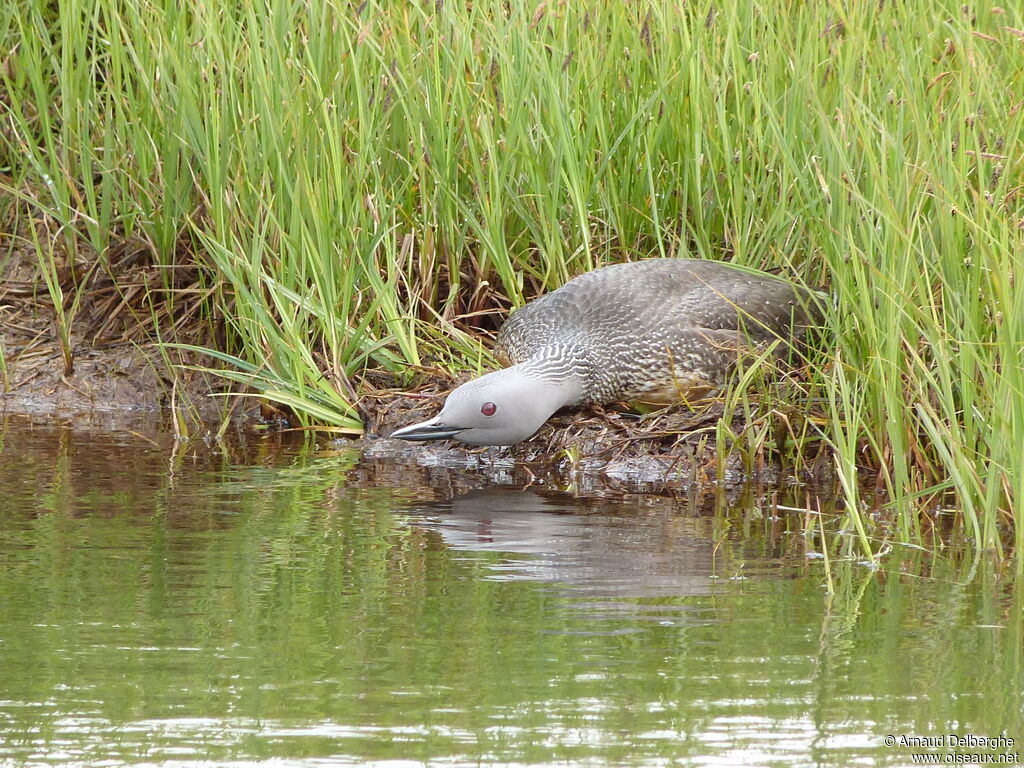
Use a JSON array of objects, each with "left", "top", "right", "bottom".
[{"left": 390, "top": 258, "right": 822, "bottom": 446}]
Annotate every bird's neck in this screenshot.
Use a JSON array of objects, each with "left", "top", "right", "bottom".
[{"left": 513, "top": 347, "right": 589, "bottom": 409}]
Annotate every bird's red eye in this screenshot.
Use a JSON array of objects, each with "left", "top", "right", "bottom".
[{"left": 481, "top": 402, "right": 497, "bottom": 417}]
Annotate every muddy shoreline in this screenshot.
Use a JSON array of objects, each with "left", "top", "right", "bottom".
[{"left": 0, "top": 328, "right": 836, "bottom": 500}]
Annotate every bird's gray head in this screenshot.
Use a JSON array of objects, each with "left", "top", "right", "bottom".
[{"left": 389, "top": 366, "right": 577, "bottom": 446}]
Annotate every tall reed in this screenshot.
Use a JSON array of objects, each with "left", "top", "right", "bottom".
[{"left": 2, "top": 0, "right": 1022, "bottom": 556}]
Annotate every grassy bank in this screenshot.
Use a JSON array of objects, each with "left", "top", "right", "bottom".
[{"left": 2, "top": 0, "right": 1022, "bottom": 559}]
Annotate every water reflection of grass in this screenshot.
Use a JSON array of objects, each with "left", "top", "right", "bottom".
[
  {"left": 1, "top": 459, "right": 1021, "bottom": 764},
  {"left": 2, "top": 1, "right": 1023, "bottom": 556}
]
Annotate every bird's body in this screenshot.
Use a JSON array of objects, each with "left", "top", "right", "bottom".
[
  {"left": 391, "top": 258, "right": 821, "bottom": 446},
  {"left": 493, "top": 258, "right": 817, "bottom": 405}
]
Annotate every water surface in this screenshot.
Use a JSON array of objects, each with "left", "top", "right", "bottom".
[{"left": 0, "top": 415, "right": 1020, "bottom": 767}]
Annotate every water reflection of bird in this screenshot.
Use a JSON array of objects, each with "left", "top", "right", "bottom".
[
  {"left": 410, "top": 489, "right": 718, "bottom": 600},
  {"left": 391, "top": 258, "right": 821, "bottom": 446}
]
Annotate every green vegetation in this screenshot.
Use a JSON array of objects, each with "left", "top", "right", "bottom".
[{"left": 1, "top": 1, "right": 1022, "bottom": 558}]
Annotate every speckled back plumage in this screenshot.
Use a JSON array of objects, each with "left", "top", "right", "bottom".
[{"left": 493, "top": 259, "right": 820, "bottom": 405}]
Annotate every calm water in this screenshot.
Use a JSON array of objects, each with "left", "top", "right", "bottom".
[{"left": 0, "top": 415, "right": 1021, "bottom": 767}]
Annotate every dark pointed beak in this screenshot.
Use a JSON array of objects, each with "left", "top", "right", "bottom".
[{"left": 389, "top": 417, "right": 466, "bottom": 442}]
